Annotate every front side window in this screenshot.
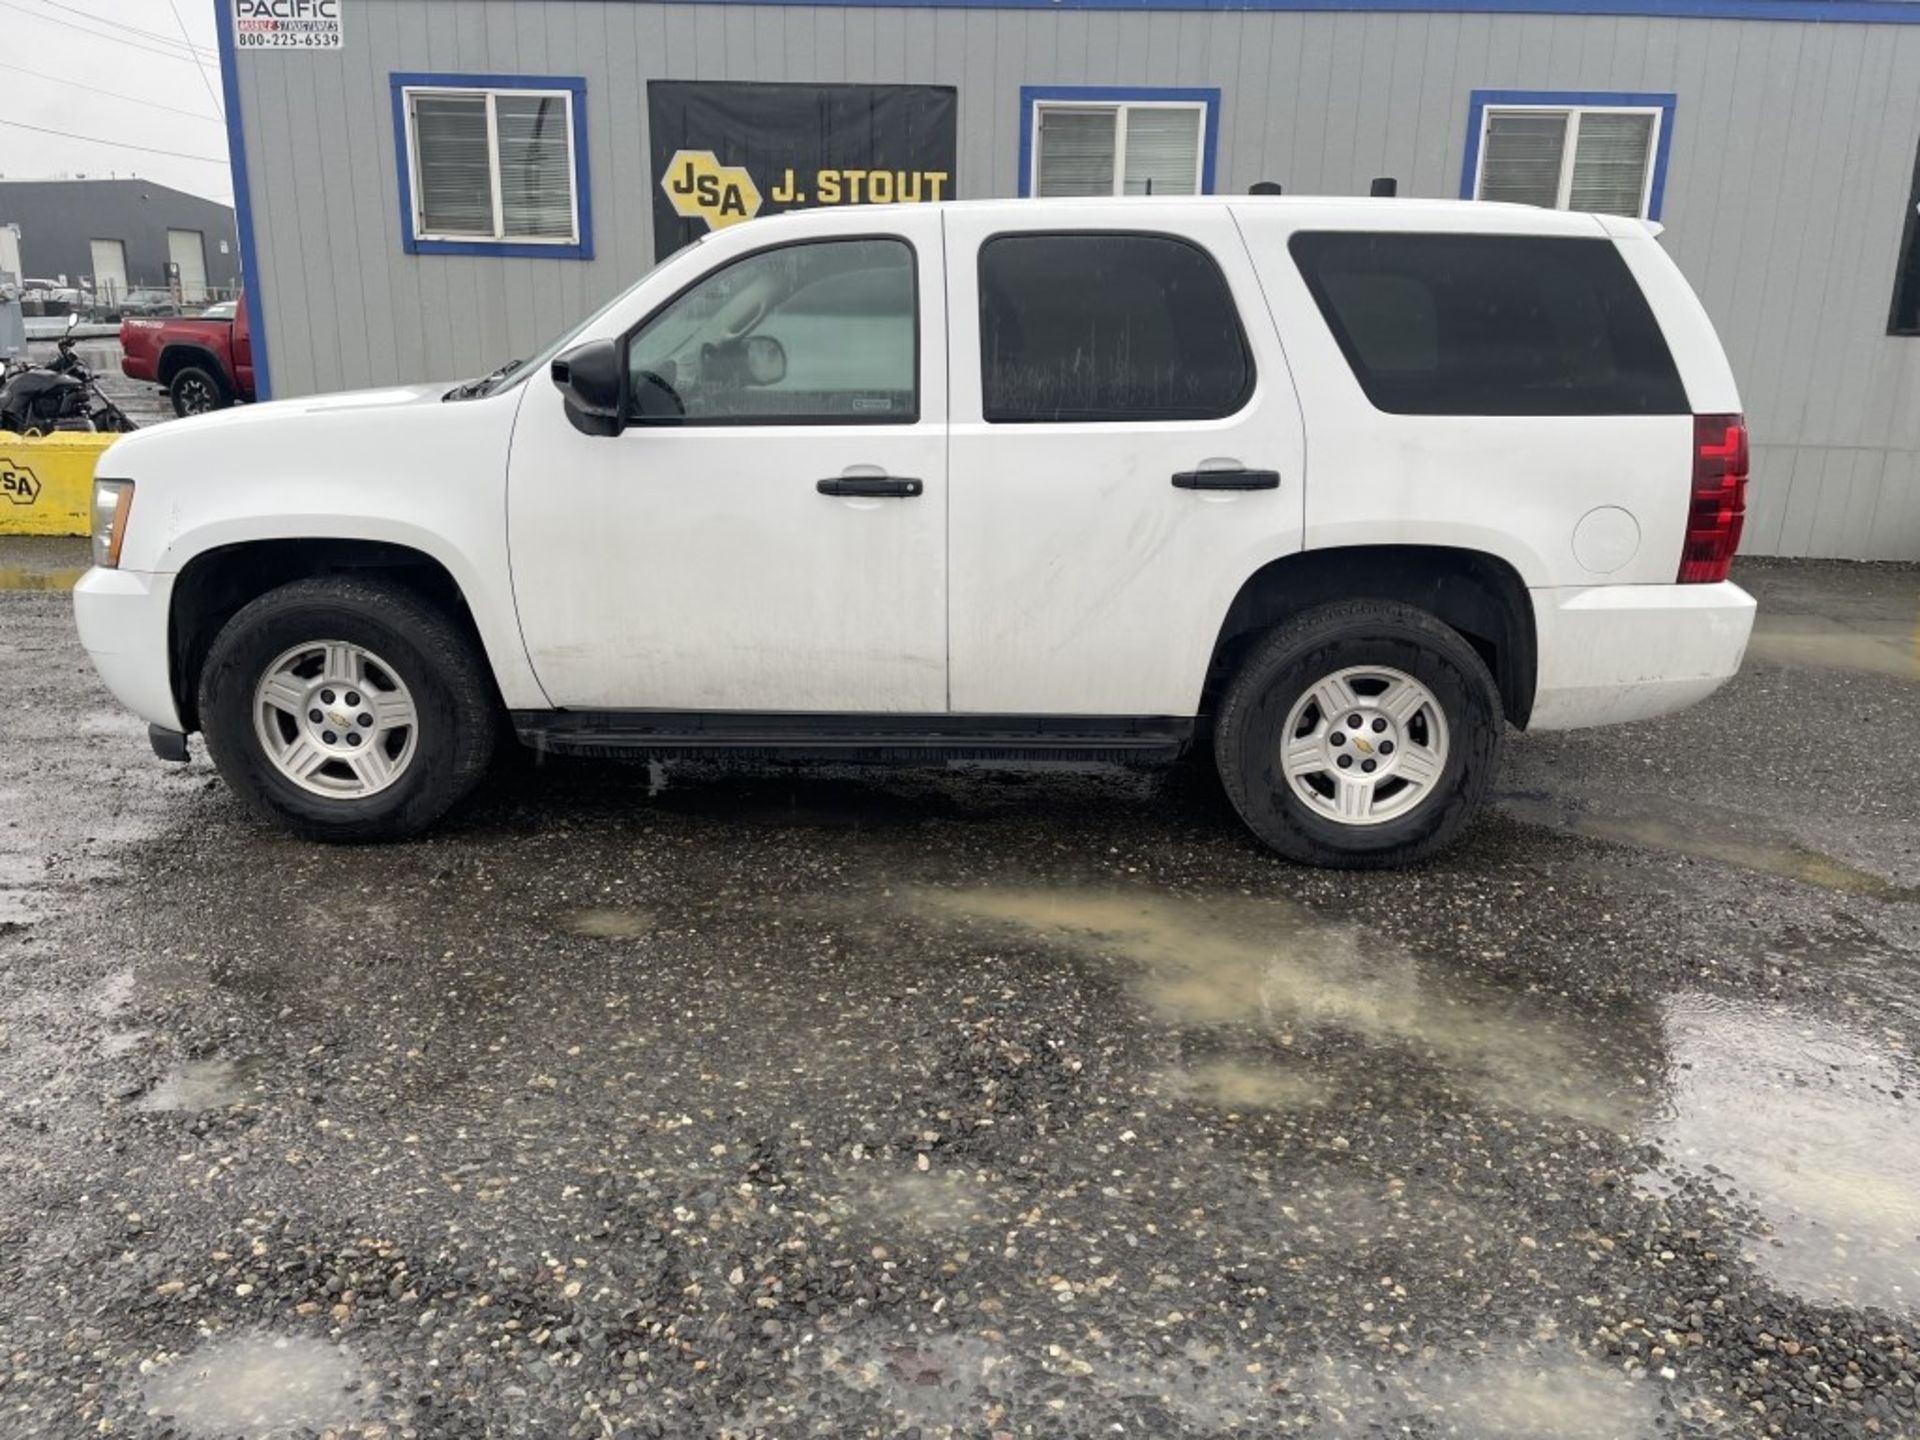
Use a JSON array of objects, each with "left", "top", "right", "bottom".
[
  {"left": 1025, "top": 91, "right": 1215, "bottom": 198},
  {"left": 979, "top": 232, "right": 1252, "bottom": 423},
  {"left": 1290, "top": 231, "right": 1688, "bottom": 417},
  {"left": 1468, "top": 94, "right": 1672, "bottom": 220},
  {"left": 626, "top": 238, "right": 917, "bottom": 424},
  {"left": 395, "top": 75, "right": 588, "bottom": 256}
]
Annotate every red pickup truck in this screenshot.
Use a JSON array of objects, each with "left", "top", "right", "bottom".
[{"left": 120, "top": 294, "right": 256, "bottom": 417}]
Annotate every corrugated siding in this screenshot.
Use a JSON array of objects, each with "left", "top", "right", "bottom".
[{"left": 236, "top": 0, "right": 1920, "bottom": 559}]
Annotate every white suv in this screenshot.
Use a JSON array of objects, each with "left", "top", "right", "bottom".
[{"left": 73, "top": 197, "right": 1754, "bottom": 866}]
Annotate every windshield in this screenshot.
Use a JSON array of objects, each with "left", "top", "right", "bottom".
[{"left": 475, "top": 236, "right": 710, "bottom": 398}]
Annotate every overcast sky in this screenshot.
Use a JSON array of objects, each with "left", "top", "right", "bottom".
[{"left": 0, "top": 0, "right": 233, "bottom": 205}]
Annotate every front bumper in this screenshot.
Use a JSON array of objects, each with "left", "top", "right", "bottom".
[
  {"left": 72, "top": 566, "right": 183, "bottom": 732},
  {"left": 1528, "top": 580, "right": 1756, "bottom": 731}
]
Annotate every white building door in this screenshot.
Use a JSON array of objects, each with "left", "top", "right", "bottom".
[
  {"left": 167, "top": 229, "right": 207, "bottom": 302},
  {"left": 89, "top": 238, "right": 127, "bottom": 305}
]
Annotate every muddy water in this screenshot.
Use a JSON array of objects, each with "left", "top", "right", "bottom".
[
  {"left": 1644, "top": 994, "right": 1920, "bottom": 1313},
  {"left": 0, "top": 565, "right": 85, "bottom": 592},
  {"left": 133, "top": 1055, "right": 258, "bottom": 1112},
  {"left": 562, "top": 906, "right": 656, "bottom": 939},
  {"left": 142, "top": 1332, "right": 370, "bottom": 1437},
  {"left": 1499, "top": 792, "right": 1912, "bottom": 900},
  {"left": 1168, "top": 1057, "right": 1329, "bottom": 1112},
  {"left": 1747, "top": 615, "right": 1919, "bottom": 680},
  {"left": 911, "top": 887, "right": 1650, "bottom": 1129},
  {"left": 810, "top": 1321, "right": 1661, "bottom": 1437}
]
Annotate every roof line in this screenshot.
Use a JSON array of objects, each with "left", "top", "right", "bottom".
[{"left": 622, "top": 0, "right": 1920, "bottom": 23}]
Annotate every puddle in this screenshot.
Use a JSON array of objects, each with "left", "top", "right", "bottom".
[
  {"left": 562, "top": 906, "right": 655, "bottom": 939},
  {"left": 1499, "top": 793, "right": 1912, "bottom": 901},
  {"left": 1643, "top": 994, "right": 1920, "bottom": 1312},
  {"left": 801, "top": 1321, "right": 1662, "bottom": 1438},
  {"left": 0, "top": 565, "right": 86, "bottom": 592},
  {"left": 1747, "top": 616, "right": 1919, "bottom": 680},
  {"left": 134, "top": 1056, "right": 258, "bottom": 1112},
  {"left": 852, "top": 1168, "right": 997, "bottom": 1234},
  {"left": 143, "top": 1332, "right": 370, "bottom": 1438},
  {"left": 911, "top": 887, "right": 1649, "bottom": 1129},
  {"left": 1301, "top": 1349, "right": 1663, "bottom": 1438},
  {"left": 1169, "top": 1057, "right": 1329, "bottom": 1112}
]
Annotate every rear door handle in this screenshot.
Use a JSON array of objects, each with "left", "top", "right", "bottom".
[
  {"left": 1171, "top": 469, "right": 1281, "bottom": 491},
  {"left": 816, "top": 476, "right": 923, "bottom": 498}
]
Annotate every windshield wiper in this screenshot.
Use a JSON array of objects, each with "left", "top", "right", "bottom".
[{"left": 445, "top": 357, "right": 525, "bottom": 401}]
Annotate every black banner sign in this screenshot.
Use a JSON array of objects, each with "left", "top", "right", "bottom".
[{"left": 648, "top": 81, "right": 958, "bottom": 260}]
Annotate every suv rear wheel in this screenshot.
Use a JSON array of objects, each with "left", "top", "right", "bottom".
[
  {"left": 1212, "top": 600, "right": 1503, "bottom": 867},
  {"left": 198, "top": 577, "right": 495, "bottom": 841}
]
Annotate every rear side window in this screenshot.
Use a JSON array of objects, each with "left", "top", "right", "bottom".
[
  {"left": 1289, "top": 231, "right": 1687, "bottom": 416},
  {"left": 979, "top": 233, "right": 1253, "bottom": 422}
]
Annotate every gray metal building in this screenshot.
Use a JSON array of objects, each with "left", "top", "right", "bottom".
[
  {"left": 0, "top": 179, "right": 241, "bottom": 304},
  {"left": 218, "top": 0, "right": 1920, "bottom": 560}
]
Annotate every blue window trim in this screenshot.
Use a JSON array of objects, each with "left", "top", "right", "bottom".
[
  {"left": 1018, "top": 85, "right": 1222, "bottom": 198},
  {"left": 1460, "top": 89, "right": 1677, "bottom": 221},
  {"left": 212, "top": 0, "right": 269, "bottom": 401},
  {"left": 389, "top": 72, "right": 594, "bottom": 260}
]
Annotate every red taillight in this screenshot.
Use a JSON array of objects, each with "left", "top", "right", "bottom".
[{"left": 1679, "top": 413, "right": 1748, "bottom": 583}]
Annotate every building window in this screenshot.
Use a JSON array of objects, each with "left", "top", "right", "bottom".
[
  {"left": 390, "top": 73, "right": 592, "bottom": 259},
  {"left": 1461, "top": 91, "right": 1675, "bottom": 221},
  {"left": 1018, "top": 87, "right": 1220, "bottom": 199},
  {"left": 978, "top": 232, "right": 1252, "bottom": 423},
  {"left": 1891, "top": 135, "right": 1920, "bottom": 336}
]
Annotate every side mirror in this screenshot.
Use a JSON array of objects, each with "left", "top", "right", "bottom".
[
  {"left": 744, "top": 335, "right": 786, "bottom": 386},
  {"left": 64, "top": 311, "right": 78, "bottom": 334},
  {"left": 550, "top": 339, "right": 627, "bottom": 436}
]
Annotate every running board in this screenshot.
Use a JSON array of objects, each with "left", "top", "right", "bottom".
[{"left": 510, "top": 711, "right": 1194, "bottom": 764}]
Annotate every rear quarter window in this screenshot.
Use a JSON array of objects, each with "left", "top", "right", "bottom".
[{"left": 1288, "top": 231, "right": 1687, "bottom": 416}]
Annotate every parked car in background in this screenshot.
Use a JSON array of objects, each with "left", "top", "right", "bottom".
[
  {"left": 117, "top": 288, "right": 182, "bottom": 318},
  {"left": 120, "top": 292, "right": 255, "bottom": 417},
  {"left": 74, "top": 198, "right": 1754, "bottom": 865}
]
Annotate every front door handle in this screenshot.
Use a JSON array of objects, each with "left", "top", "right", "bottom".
[
  {"left": 1171, "top": 469, "right": 1281, "bottom": 491},
  {"left": 817, "top": 476, "right": 923, "bottom": 498}
]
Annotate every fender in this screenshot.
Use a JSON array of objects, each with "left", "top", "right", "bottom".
[
  {"left": 98, "top": 380, "right": 550, "bottom": 712},
  {"left": 157, "top": 517, "right": 549, "bottom": 711}
]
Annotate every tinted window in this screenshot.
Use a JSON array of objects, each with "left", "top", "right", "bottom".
[
  {"left": 1890, "top": 135, "right": 1920, "bottom": 336},
  {"left": 626, "top": 238, "right": 916, "bottom": 424},
  {"left": 1289, "top": 231, "right": 1687, "bottom": 416},
  {"left": 979, "top": 233, "right": 1253, "bottom": 422}
]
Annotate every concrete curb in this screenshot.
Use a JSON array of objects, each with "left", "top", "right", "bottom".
[{"left": 0, "top": 433, "right": 123, "bottom": 537}]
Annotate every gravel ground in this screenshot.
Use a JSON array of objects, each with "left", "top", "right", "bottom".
[{"left": 0, "top": 542, "right": 1916, "bottom": 1439}]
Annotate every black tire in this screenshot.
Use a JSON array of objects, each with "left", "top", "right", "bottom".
[
  {"left": 1212, "top": 600, "right": 1503, "bottom": 868},
  {"left": 169, "top": 364, "right": 230, "bottom": 417},
  {"left": 198, "top": 576, "right": 496, "bottom": 842}
]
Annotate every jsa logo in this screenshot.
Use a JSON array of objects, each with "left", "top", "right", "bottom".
[
  {"left": 0, "top": 461, "right": 42, "bottom": 506},
  {"left": 662, "top": 151, "right": 762, "bottom": 231}
]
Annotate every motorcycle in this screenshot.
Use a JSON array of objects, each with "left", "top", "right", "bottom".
[{"left": 0, "top": 313, "right": 139, "bottom": 435}]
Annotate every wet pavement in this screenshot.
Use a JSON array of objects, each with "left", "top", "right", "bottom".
[{"left": 0, "top": 540, "right": 1917, "bottom": 1438}]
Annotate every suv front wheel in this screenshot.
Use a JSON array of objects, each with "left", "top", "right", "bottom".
[
  {"left": 198, "top": 576, "right": 496, "bottom": 842},
  {"left": 1212, "top": 600, "right": 1503, "bottom": 868}
]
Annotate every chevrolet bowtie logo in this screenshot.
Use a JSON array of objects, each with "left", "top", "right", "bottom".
[
  {"left": 327, "top": 712, "right": 350, "bottom": 729},
  {"left": 1353, "top": 737, "right": 1375, "bottom": 755}
]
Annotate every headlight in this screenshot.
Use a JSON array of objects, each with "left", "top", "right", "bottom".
[{"left": 91, "top": 479, "right": 134, "bottom": 569}]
